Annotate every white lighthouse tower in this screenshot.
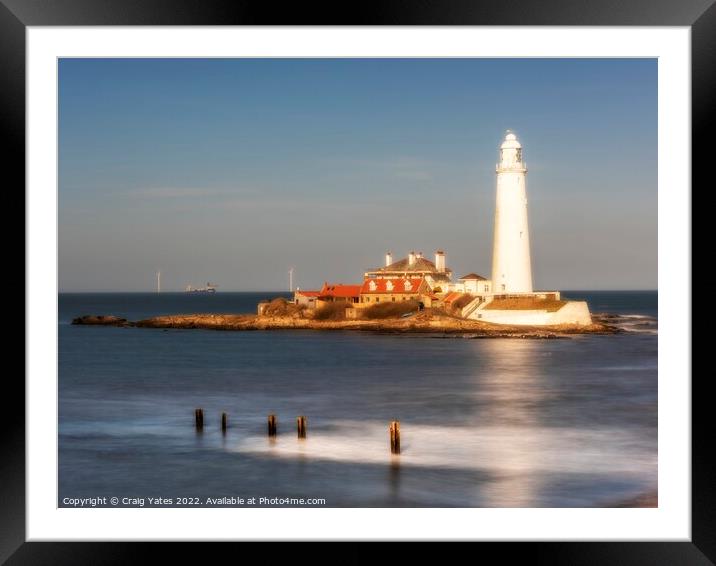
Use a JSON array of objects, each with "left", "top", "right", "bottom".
[{"left": 491, "top": 131, "right": 533, "bottom": 294}]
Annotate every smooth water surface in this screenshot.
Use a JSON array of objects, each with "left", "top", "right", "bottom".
[{"left": 59, "top": 291, "right": 657, "bottom": 507}]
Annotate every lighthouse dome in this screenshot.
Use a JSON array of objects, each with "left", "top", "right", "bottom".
[{"left": 500, "top": 131, "right": 522, "bottom": 149}]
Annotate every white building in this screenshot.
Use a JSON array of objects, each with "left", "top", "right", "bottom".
[
  {"left": 464, "top": 131, "right": 592, "bottom": 326},
  {"left": 491, "top": 131, "right": 533, "bottom": 293},
  {"left": 458, "top": 273, "right": 491, "bottom": 294}
]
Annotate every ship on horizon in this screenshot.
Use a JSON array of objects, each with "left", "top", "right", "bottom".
[{"left": 185, "top": 282, "right": 218, "bottom": 293}]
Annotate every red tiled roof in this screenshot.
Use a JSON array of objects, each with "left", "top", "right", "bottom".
[
  {"left": 443, "top": 291, "right": 464, "bottom": 304},
  {"left": 360, "top": 277, "right": 425, "bottom": 294},
  {"left": 319, "top": 283, "right": 363, "bottom": 298},
  {"left": 295, "top": 290, "right": 321, "bottom": 297}
]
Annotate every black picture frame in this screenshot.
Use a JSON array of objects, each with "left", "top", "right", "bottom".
[{"left": 6, "top": 0, "right": 708, "bottom": 561}]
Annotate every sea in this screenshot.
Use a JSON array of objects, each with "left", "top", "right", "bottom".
[{"left": 58, "top": 291, "right": 657, "bottom": 508}]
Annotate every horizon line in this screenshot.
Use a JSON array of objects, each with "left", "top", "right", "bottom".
[{"left": 58, "top": 288, "right": 659, "bottom": 294}]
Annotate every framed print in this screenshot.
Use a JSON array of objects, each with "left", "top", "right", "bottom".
[{"left": 6, "top": 0, "right": 711, "bottom": 561}]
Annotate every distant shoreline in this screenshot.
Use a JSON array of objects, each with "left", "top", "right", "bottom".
[{"left": 72, "top": 312, "right": 620, "bottom": 338}]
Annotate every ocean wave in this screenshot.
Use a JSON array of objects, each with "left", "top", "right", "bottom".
[
  {"left": 595, "top": 313, "right": 658, "bottom": 334},
  {"left": 618, "top": 323, "right": 658, "bottom": 335},
  {"left": 226, "top": 420, "right": 657, "bottom": 479}
]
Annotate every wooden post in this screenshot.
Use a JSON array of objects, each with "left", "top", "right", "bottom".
[
  {"left": 297, "top": 415, "right": 307, "bottom": 439},
  {"left": 268, "top": 414, "right": 277, "bottom": 437},
  {"left": 390, "top": 420, "right": 400, "bottom": 454},
  {"left": 221, "top": 412, "right": 228, "bottom": 434},
  {"left": 195, "top": 408, "right": 204, "bottom": 431}
]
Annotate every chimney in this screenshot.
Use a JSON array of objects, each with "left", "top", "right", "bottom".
[
  {"left": 385, "top": 251, "right": 393, "bottom": 267},
  {"left": 435, "top": 250, "right": 446, "bottom": 272},
  {"left": 416, "top": 251, "right": 423, "bottom": 259},
  {"left": 408, "top": 251, "right": 416, "bottom": 265}
]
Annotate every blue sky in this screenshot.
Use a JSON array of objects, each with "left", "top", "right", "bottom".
[{"left": 59, "top": 58, "right": 657, "bottom": 291}]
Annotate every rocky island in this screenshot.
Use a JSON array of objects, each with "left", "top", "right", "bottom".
[
  {"left": 71, "top": 314, "right": 129, "bottom": 326},
  {"left": 73, "top": 298, "right": 618, "bottom": 338}
]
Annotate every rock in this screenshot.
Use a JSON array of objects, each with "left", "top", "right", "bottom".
[
  {"left": 71, "top": 315, "right": 129, "bottom": 326},
  {"left": 71, "top": 310, "right": 621, "bottom": 336}
]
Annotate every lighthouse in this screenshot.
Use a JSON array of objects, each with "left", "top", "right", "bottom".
[{"left": 491, "top": 131, "right": 533, "bottom": 293}]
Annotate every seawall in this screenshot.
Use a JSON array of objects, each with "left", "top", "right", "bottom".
[{"left": 470, "top": 301, "right": 592, "bottom": 326}]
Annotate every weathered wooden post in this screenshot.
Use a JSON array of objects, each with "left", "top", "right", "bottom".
[
  {"left": 297, "top": 416, "right": 307, "bottom": 439},
  {"left": 221, "top": 412, "right": 228, "bottom": 434},
  {"left": 195, "top": 408, "right": 204, "bottom": 431},
  {"left": 389, "top": 420, "right": 400, "bottom": 454},
  {"left": 268, "top": 414, "right": 277, "bottom": 437}
]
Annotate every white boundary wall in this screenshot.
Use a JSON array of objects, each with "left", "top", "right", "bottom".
[{"left": 469, "top": 301, "right": 592, "bottom": 326}]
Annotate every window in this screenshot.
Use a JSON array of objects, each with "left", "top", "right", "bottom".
[
  {"left": 392, "top": 297, "right": 396, "bottom": 302},
  {"left": 376, "top": 297, "right": 380, "bottom": 303}
]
